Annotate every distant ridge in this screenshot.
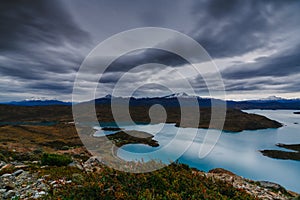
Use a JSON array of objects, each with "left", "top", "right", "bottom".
[
  {"left": 90, "top": 93, "right": 300, "bottom": 110},
  {"left": 2, "top": 94, "right": 300, "bottom": 109},
  {"left": 227, "top": 97, "right": 300, "bottom": 110},
  {"left": 1, "top": 99, "right": 71, "bottom": 106}
]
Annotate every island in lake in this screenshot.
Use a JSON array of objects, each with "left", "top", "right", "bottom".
[
  {"left": 260, "top": 143, "right": 300, "bottom": 161},
  {"left": 101, "top": 127, "right": 124, "bottom": 131},
  {"left": 106, "top": 130, "right": 159, "bottom": 147},
  {"left": 93, "top": 105, "right": 282, "bottom": 132}
]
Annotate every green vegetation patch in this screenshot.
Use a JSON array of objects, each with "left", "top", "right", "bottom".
[
  {"left": 41, "top": 153, "right": 72, "bottom": 166},
  {"left": 42, "top": 162, "right": 255, "bottom": 200}
]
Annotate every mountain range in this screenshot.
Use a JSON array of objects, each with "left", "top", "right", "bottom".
[
  {"left": 1, "top": 99, "right": 72, "bottom": 106},
  {"left": 2, "top": 93, "right": 300, "bottom": 110}
]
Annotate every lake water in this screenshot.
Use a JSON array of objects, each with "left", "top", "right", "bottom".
[{"left": 96, "top": 110, "right": 300, "bottom": 193}]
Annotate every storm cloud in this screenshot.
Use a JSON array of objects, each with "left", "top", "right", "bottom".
[
  {"left": 222, "top": 44, "right": 300, "bottom": 79},
  {"left": 0, "top": 0, "right": 91, "bottom": 100},
  {"left": 0, "top": 0, "right": 300, "bottom": 101}
]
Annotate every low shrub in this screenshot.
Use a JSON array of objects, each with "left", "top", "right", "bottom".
[
  {"left": 41, "top": 153, "right": 72, "bottom": 166},
  {"left": 43, "top": 162, "right": 256, "bottom": 200},
  {"left": 0, "top": 152, "right": 8, "bottom": 162},
  {"left": 60, "top": 145, "right": 70, "bottom": 150}
]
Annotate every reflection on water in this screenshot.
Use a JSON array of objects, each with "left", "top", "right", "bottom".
[{"left": 114, "top": 110, "right": 300, "bottom": 193}]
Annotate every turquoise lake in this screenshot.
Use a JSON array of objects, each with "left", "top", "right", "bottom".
[{"left": 94, "top": 110, "right": 300, "bottom": 193}]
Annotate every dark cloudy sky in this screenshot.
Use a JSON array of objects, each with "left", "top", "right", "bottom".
[{"left": 1, "top": 0, "right": 300, "bottom": 101}]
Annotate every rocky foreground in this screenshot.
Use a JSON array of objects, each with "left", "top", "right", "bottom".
[
  {"left": 0, "top": 156, "right": 299, "bottom": 200},
  {"left": 205, "top": 168, "right": 299, "bottom": 200}
]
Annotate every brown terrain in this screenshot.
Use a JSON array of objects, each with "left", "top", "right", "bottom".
[
  {"left": 0, "top": 104, "right": 282, "bottom": 132},
  {"left": 0, "top": 104, "right": 299, "bottom": 199}
]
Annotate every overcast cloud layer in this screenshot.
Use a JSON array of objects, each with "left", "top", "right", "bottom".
[{"left": 0, "top": 0, "right": 300, "bottom": 101}]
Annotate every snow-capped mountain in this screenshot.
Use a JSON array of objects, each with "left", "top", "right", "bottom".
[
  {"left": 162, "top": 92, "right": 191, "bottom": 98},
  {"left": 24, "top": 97, "right": 54, "bottom": 101},
  {"left": 3, "top": 93, "right": 300, "bottom": 109},
  {"left": 259, "top": 96, "right": 286, "bottom": 101},
  {"left": 98, "top": 92, "right": 197, "bottom": 100}
]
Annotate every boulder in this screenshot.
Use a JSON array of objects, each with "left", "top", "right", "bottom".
[
  {"left": 4, "top": 190, "right": 16, "bottom": 199},
  {"left": 12, "top": 169, "right": 24, "bottom": 177},
  {"left": 258, "top": 181, "right": 286, "bottom": 192}
]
